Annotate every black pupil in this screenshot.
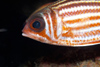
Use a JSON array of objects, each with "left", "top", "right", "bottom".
[{"left": 32, "top": 21, "right": 40, "bottom": 28}]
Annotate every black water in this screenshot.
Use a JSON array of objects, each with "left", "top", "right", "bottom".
[{"left": 1, "top": 0, "right": 56, "bottom": 67}]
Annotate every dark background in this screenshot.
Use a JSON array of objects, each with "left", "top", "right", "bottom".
[{"left": 1, "top": 0, "right": 100, "bottom": 67}]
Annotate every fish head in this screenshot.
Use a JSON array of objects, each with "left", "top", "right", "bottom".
[{"left": 22, "top": 3, "right": 58, "bottom": 44}]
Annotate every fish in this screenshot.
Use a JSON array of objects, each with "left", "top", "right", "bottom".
[{"left": 22, "top": 0, "right": 100, "bottom": 46}]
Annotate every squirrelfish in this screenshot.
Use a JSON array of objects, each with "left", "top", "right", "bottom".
[{"left": 22, "top": 0, "right": 100, "bottom": 46}]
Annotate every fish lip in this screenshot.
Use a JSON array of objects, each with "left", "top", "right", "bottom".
[
  {"left": 22, "top": 33, "right": 31, "bottom": 39},
  {"left": 22, "top": 32, "right": 31, "bottom": 38},
  {"left": 22, "top": 33, "right": 27, "bottom": 37}
]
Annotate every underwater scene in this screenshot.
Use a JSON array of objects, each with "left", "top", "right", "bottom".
[{"left": 1, "top": 0, "right": 100, "bottom": 67}]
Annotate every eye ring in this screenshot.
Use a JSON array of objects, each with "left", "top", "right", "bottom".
[{"left": 29, "top": 18, "right": 45, "bottom": 32}]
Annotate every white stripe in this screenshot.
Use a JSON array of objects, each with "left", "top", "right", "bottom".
[
  {"left": 59, "top": 6, "right": 100, "bottom": 15},
  {"left": 63, "top": 12, "right": 100, "bottom": 21},
  {"left": 54, "top": 10, "right": 62, "bottom": 37},
  {"left": 48, "top": 13, "right": 55, "bottom": 40},
  {"left": 65, "top": 19, "right": 100, "bottom": 27},
  {"left": 40, "top": 13, "right": 50, "bottom": 37},
  {"left": 72, "top": 26, "right": 100, "bottom": 34}
]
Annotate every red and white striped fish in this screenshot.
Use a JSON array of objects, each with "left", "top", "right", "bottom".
[{"left": 22, "top": 0, "right": 100, "bottom": 46}]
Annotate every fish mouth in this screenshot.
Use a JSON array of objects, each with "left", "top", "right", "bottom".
[
  {"left": 22, "top": 33, "right": 28, "bottom": 37},
  {"left": 22, "top": 33, "right": 30, "bottom": 38},
  {"left": 22, "top": 32, "right": 35, "bottom": 40},
  {"left": 22, "top": 23, "right": 31, "bottom": 38},
  {"left": 22, "top": 31, "right": 32, "bottom": 38}
]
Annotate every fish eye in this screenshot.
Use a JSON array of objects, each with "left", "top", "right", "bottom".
[
  {"left": 32, "top": 21, "right": 41, "bottom": 28},
  {"left": 29, "top": 18, "right": 45, "bottom": 32}
]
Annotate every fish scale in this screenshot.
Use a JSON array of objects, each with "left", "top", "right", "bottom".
[
  {"left": 51, "top": 1, "right": 100, "bottom": 45},
  {"left": 61, "top": 9, "right": 100, "bottom": 17}
]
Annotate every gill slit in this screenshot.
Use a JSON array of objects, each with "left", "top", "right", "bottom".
[
  {"left": 48, "top": 13, "right": 56, "bottom": 40},
  {"left": 40, "top": 13, "right": 51, "bottom": 37},
  {"left": 54, "top": 10, "right": 62, "bottom": 39}
]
